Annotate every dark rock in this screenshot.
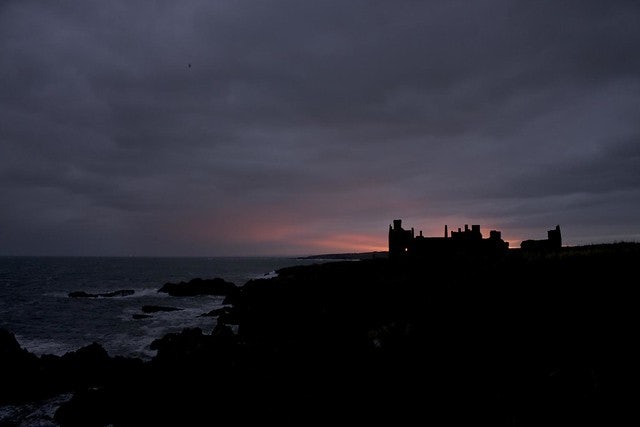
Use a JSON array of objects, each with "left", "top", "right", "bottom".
[
  {"left": 149, "top": 328, "right": 212, "bottom": 366},
  {"left": 1, "top": 331, "right": 135, "bottom": 407},
  {"left": 221, "top": 286, "right": 241, "bottom": 305},
  {"left": 54, "top": 387, "right": 113, "bottom": 427},
  {"left": 217, "top": 309, "right": 240, "bottom": 325},
  {"left": 0, "top": 328, "right": 31, "bottom": 362},
  {"left": 141, "top": 305, "right": 183, "bottom": 314},
  {"left": 211, "top": 323, "right": 235, "bottom": 344},
  {"left": 158, "top": 277, "right": 237, "bottom": 297},
  {"left": 59, "top": 343, "right": 111, "bottom": 387},
  {"left": 200, "top": 307, "right": 229, "bottom": 317},
  {"left": 68, "top": 289, "right": 135, "bottom": 298},
  {"left": 0, "top": 328, "right": 40, "bottom": 403},
  {"left": 68, "top": 291, "right": 93, "bottom": 298},
  {"left": 132, "top": 314, "right": 152, "bottom": 319},
  {"left": 60, "top": 342, "right": 109, "bottom": 365}
]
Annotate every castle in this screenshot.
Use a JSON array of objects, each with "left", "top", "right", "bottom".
[
  {"left": 388, "top": 219, "right": 508, "bottom": 259},
  {"left": 388, "top": 219, "right": 562, "bottom": 258},
  {"left": 520, "top": 225, "right": 562, "bottom": 251}
]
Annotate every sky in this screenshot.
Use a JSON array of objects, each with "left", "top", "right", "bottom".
[{"left": 1, "top": 0, "right": 639, "bottom": 256}]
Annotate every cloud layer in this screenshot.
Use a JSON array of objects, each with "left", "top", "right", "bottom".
[{"left": 2, "top": 1, "right": 639, "bottom": 255}]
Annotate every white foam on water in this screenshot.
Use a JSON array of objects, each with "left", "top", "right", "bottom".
[
  {"left": 0, "top": 392, "right": 72, "bottom": 426},
  {"left": 130, "top": 287, "right": 169, "bottom": 298},
  {"left": 13, "top": 334, "right": 77, "bottom": 357},
  {"left": 253, "top": 270, "right": 279, "bottom": 280},
  {"left": 111, "top": 303, "right": 222, "bottom": 359}
]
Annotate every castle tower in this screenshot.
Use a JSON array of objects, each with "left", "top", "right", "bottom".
[
  {"left": 388, "top": 219, "right": 413, "bottom": 258},
  {"left": 548, "top": 225, "right": 562, "bottom": 249}
]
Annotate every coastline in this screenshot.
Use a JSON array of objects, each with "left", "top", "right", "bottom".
[
  {"left": 2, "top": 243, "right": 639, "bottom": 425},
  {"left": 0, "top": 256, "right": 320, "bottom": 359},
  {"left": 297, "top": 251, "right": 388, "bottom": 260}
]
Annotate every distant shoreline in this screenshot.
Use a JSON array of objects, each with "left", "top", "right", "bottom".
[{"left": 297, "top": 251, "right": 389, "bottom": 260}]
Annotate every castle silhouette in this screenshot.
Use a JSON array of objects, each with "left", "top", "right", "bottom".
[
  {"left": 388, "top": 219, "right": 561, "bottom": 258},
  {"left": 520, "top": 225, "right": 562, "bottom": 251}
]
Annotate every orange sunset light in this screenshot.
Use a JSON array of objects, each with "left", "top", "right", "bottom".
[{"left": 308, "top": 233, "right": 388, "bottom": 254}]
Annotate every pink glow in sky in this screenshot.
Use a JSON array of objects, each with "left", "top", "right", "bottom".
[{"left": 2, "top": 1, "right": 639, "bottom": 256}]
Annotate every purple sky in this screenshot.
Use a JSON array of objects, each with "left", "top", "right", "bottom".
[{"left": 1, "top": 0, "right": 639, "bottom": 256}]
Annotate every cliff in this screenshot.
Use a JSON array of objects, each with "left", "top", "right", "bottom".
[{"left": 2, "top": 243, "right": 639, "bottom": 425}]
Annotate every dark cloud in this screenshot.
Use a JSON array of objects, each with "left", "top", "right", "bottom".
[
  {"left": 499, "top": 133, "right": 640, "bottom": 198},
  {"left": 1, "top": 0, "right": 640, "bottom": 255}
]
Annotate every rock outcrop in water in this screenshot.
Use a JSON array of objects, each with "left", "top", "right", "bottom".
[
  {"left": 141, "top": 305, "right": 183, "bottom": 313},
  {"left": 157, "top": 277, "right": 237, "bottom": 296}
]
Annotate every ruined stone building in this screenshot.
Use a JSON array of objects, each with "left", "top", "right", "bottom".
[
  {"left": 388, "top": 219, "right": 509, "bottom": 259},
  {"left": 520, "top": 225, "right": 562, "bottom": 251}
]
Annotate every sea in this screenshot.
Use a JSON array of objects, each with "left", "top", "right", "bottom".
[
  {"left": 4, "top": 256, "right": 338, "bottom": 425},
  {"left": 0, "top": 256, "right": 333, "bottom": 425},
  {"left": 0, "top": 256, "right": 322, "bottom": 360}
]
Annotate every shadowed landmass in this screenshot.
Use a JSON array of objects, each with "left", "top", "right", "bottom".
[
  {"left": 1, "top": 223, "right": 638, "bottom": 425},
  {"left": 298, "top": 251, "right": 388, "bottom": 260}
]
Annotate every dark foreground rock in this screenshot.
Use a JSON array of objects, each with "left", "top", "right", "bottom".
[
  {"left": 158, "top": 277, "right": 237, "bottom": 296},
  {"left": 0, "top": 329, "right": 143, "bottom": 408},
  {"left": 68, "top": 289, "right": 135, "bottom": 298},
  {"left": 4, "top": 243, "right": 640, "bottom": 425},
  {"left": 200, "top": 307, "right": 229, "bottom": 317}
]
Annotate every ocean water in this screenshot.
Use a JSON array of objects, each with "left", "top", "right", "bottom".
[{"left": 0, "top": 256, "right": 319, "bottom": 359}]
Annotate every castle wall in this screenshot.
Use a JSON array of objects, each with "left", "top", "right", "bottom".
[{"left": 389, "top": 220, "right": 508, "bottom": 258}]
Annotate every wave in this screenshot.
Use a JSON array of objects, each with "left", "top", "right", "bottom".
[
  {"left": 0, "top": 392, "right": 73, "bottom": 426},
  {"left": 13, "top": 334, "right": 77, "bottom": 357},
  {"left": 249, "top": 270, "right": 279, "bottom": 280}
]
